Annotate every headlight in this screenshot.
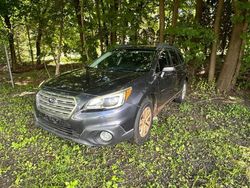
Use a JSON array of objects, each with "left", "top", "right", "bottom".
[{"left": 85, "top": 87, "right": 132, "bottom": 110}]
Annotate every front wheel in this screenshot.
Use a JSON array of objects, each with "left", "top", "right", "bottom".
[
  {"left": 175, "top": 80, "right": 187, "bottom": 103},
  {"left": 133, "top": 98, "right": 153, "bottom": 145}
]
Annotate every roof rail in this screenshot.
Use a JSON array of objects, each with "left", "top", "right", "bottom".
[{"left": 156, "top": 43, "right": 173, "bottom": 50}]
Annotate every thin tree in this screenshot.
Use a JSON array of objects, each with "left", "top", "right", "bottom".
[
  {"left": 0, "top": 1, "right": 19, "bottom": 71},
  {"left": 4, "top": 15, "right": 17, "bottom": 70},
  {"left": 217, "top": 0, "right": 248, "bottom": 92},
  {"left": 159, "top": 0, "right": 165, "bottom": 43},
  {"left": 110, "top": 0, "right": 118, "bottom": 45},
  {"left": 15, "top": 30, "right": 22, "bottom": 64},
  {"left": 195, "top": 0, "right": 204, "bottom": 24},
  {"left": 25, "top": 22, "right": 34, "bottom": 64},
  {"left": 169, "top": 0, "right": 179, "bottom": 45},
  {"left": 36, "top": 21, "right": 42, "bottom": 67},
  {"left": 208, "top": 0, "right": 224, "bottom": 82},
  {"left": 100, "top": 0, "right": 109, "bottom": 48},
  {"left": 55, "top": 0, "right": 64, "bottom": 76},
  {"left": 73, "top": 0, "right": 89, "bottom": 63},
  {"left": 95, "top": 0, "right": 104, "bottom": 53},
  {"left": 35, "top": 0, "right": 49, "bottom": 67}
]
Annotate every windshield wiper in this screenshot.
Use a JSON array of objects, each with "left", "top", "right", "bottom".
[{"left": 107, "top": 67, "right": 135, "bottom": 72}]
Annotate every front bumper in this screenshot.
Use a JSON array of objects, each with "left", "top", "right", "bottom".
[{"left": 34, "top": 102, "right": 137, "bottom": 146}]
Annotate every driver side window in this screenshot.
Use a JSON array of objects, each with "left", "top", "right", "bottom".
[{"left": 156, "top": 50, "right": 171, "bottom": 72}]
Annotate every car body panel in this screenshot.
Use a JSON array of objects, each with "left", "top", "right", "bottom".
[
  {"left": 34, "top": 44, "right": 187, "bottom": 146},
  {"left": 43, "top": 68, "right": 145, "bottom": 95}
]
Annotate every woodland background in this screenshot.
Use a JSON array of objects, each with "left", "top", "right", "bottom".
[
  {"left": 0, "top": 1, "right": 250, "bottom": 187},
  {"left": 0, "top": 0, "right": 249, "bottom": 91}
]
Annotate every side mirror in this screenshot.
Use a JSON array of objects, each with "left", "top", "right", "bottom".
[{"left": 161, "top": 67, "right": 176, "bottom": 77}]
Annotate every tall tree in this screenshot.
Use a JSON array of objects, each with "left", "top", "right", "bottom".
[
  {"left": 159, "top": 0, "right": 165, "bottom": 43},
  {"left": 219, "top": 0, "right": 233, "bottom": 58},
  {"left": 25, "top": 21, "right": 34, "bottom": 64},
  {"left": 34, "top": 0, "right": 50, "bottom": 67},
  {"left": 110, "top": 0, "right": 118, "bottom": 45},
  {"left": 3, "top": 15, "right": 17, "bottom": 69},
  {"left": 208, "top": 0, "right": 224, "bottom": 82},
  {"left": 100, "top": 0, "right": 109, "bottom": 48},
  {"left": 169, "top": 0, "right": 179, "bottom": 45},
  {"left": 231, "top": 21, "right": 248, "bottom": 86},
  {"left": 55, "top": 0, "right": 64, "bottom": 75},
  {"left": 195, "top": 0, "right": 204, "bottom": 24},
  {"left": 15, "top": 29, "right": 22, "bottom": 64},
  {"left": 217, "top": 0, "right": 249, "bottom": 92},
  {"left": 73, "top": 0, "right": 89, "bottom": 63},
  {"left": 0, "top": 0, "right": 20, "bottom": 70},
  {"left": 95, "top": 0, "right": 104, "bottom": 53}
]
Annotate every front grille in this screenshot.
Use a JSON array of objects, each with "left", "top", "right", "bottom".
[{"left": 36, "top": 90, "right": 77, "bottom": 119}]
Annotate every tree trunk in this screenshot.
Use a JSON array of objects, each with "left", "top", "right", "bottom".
[
  {"left": 110, "top": 0, "right": 118, "bottom": 45},
  {"left": 15, "top": 31, "right": 22, "bottom": 64},
  {"left": 195, "top": 0, "right": 204, "bottom": 24},
  {"left": 35, "top": 2, "right": 49, "bottom": 68},
  {"left": 208, "top": 0, "right": 224, "bottom": 82},
  {"left": 80, "top": 0, "right": 89, "bottom": 61},
  {"left": 4, "top": 15, "right": 17, "bottom": 70},
  {"left": 100, "top": 0, "right": 109, "bottom": 48},
  {"left": 169, "top": 0, "right": 179, "bottom": 45},
  {"left": 55, "top": 0, "right": 64, "bottom": 76},
  {"left": 217, "top": 0, "right": 248, "bottom": 92},
  {"left": 36, "top": 23, "right": 42, "bottom": 67},
  {"left": 26, "top": 23, "right": 34, "bottom": 64},
  {"left": 95, "top": 0, "right": 104, "bottom": 53},
  {"left": 159, "top": 0, "right": 165, "bottom": 43},
  {"left": 231, "top": 21, "right": 248, "bottom": 86},
  {"left": 73, "top": 0, "right": 89, "bottom": 63}
]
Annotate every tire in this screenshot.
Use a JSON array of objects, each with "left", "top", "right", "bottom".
[
  {"left": 175, "top": 79, "right": 187, "bottom": 103},
  {"left": 133, "top": 98, "right": 153, "bottom": 145}
]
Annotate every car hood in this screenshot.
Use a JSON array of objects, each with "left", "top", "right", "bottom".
[{"left": 42, "top": 68, "right": 144, "bottom": 95}]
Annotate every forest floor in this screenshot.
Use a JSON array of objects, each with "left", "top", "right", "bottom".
[{"left": 0, "top": 68, "right": 249, "bottom": 187}]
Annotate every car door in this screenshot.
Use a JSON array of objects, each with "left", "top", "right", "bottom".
[
  {"left": 168, "top": 49, "right": 183, "bottom": 92},
  {"left": 156, "top": 49, "right": 177, "bottom": 106}
]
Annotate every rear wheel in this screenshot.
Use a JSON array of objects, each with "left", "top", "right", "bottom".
[
  {"left": 175, "top": 79, "right": 187, "bottom": 103},
  {"left": 133, "top": 98, "right": 153, "bottom": 145}
]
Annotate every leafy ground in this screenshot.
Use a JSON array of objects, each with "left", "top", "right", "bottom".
[{"left": 0, "top": 69, "right": 250, "bottom": 187}]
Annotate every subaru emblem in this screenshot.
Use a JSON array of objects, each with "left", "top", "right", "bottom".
[{"left": 48, "top": 98, "right": 56, "bottom": 104}]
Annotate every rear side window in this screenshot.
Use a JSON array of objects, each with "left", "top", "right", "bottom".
[
  {"left": 176, "top": 51, "right": 184, "bottom": 63},
  {"left": 169, "top": 50, "right": 180, "bottom": 66},
  {"left": 157, "top": 50, "right": 171, "bottom": 72}
]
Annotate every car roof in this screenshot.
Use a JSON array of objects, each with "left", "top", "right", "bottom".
[
  {"left": 113, "top": 44, "right": 176, "bottom": 51},
  {"left": 113, "top": 45, "right": 156, "bottom": 51}
]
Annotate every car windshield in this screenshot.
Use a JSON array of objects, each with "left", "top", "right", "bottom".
[{"left": 90, "top": 50, "right": 155, "bottom": 72}]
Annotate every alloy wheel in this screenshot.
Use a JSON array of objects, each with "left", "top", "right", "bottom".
[{"left": 139, "top": 106, "right": 152, "bottom": 137}]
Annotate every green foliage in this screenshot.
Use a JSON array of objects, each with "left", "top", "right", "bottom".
[
  {"left": 0, "top": 0, "right": 21, "bottom": 16},
  {"left": 0, "top": 72, "right": 249, "bottom": 187},
  {"left": 167, "top": 25, "right": 214, "bottom": 67}
]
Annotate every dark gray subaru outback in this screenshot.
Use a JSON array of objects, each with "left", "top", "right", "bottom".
[{"left": 34, "top": 44, "right": 187, "bottom": 146}]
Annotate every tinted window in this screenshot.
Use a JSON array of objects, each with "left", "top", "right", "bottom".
[
  {"left": 169, "top": 50, "right": 180, "bottom": 66},
  {"left": 176, "top": 51, "right": 184, "bottom": 63},
  {"left": 90, "top": 50, "right": 155, "bottom": 72},
  {"left": 157, "top": 50, "right": 171, "bottom": 72}
]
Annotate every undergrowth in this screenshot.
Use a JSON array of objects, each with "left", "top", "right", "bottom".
[{"left": 0, "top": 72, "right": 249, "bottom": 187}]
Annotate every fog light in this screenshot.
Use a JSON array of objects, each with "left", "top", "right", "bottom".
[{"left": 100, "top": 131, "right": 113, "bottom": 142}]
